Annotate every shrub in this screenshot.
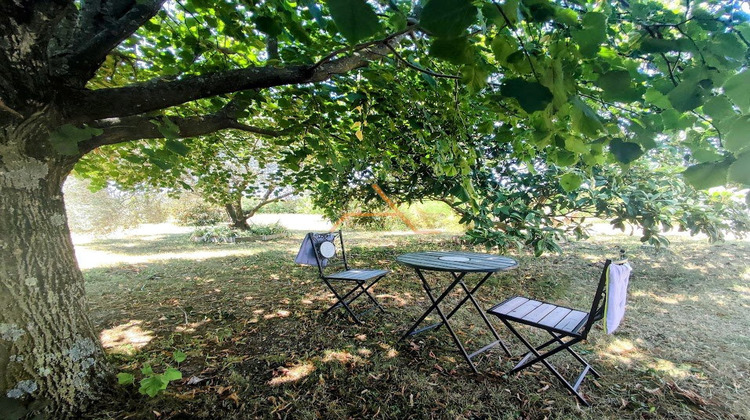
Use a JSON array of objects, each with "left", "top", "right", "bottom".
[
  {"left": 172, "top": 198, "right": 226, "bottom": 226},
  {"left": 247, "top": 222, "right": 288, "bottom": 236},
  {"left": 190, "top": 225, "right": 236, "bottom": 243}
]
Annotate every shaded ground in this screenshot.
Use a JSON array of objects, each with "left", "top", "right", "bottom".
[{"left": 76, "top": 227, "right": 750, "bottom": 419}]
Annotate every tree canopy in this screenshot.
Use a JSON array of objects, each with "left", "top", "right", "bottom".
[{"left": 80, "top": 0, "right": 750, "bottom": 249}]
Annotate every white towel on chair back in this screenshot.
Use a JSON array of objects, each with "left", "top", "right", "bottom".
[{"left": 604, "top": 262, "right": 632, "bottom": 334}]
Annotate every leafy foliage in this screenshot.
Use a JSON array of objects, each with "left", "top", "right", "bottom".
[
  {"left": 117, "top": 352, "right": 186, "bottom": 398},
  {"left": 79, "top": 0, "right": 750, "bottom": 254}
]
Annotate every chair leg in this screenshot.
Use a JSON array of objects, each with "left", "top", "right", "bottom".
[
  {"left": 322, "top": 280, "right": 364, "bottom": 324},
  {"left": 501, "top": 320, "right": 591, "bottom": 406},
  {"left": 546, "top": 331, "right": 600, "bottom": 379},
  {"left": 322, "top": 276, "right": 387, "bottom": 323}
]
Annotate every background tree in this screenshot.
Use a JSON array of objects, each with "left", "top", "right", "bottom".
[
  {"left": 1, "top": 0, "right": 748, "bottom": 416},
  {"left": 77, "top": 131, "right": 297, "bottom": 229}
]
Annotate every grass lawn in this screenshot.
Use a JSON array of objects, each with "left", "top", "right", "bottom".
[{"left": 76, "top": 226, "right": 750, "bottom": 419}]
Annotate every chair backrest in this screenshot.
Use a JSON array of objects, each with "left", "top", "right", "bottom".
[
  {"left": 308, "top": 230, "right": 349, "bottom": 277},
  {"left": 579, "top": 259, "right": 613, "bottom": 338}
]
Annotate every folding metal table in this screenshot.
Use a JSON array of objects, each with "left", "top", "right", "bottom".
[{"left": 397, "top": 251, "right": 518, "bottom": 372}]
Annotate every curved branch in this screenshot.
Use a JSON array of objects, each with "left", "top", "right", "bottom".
[
  {"left": 63, "top": 42, "right": 393, "bottom": 122},
  {"left": 385, "top": 44, "right": 460, "bottom": 80},
  {"left": 80, "top": 113, "right": 283, "bottom": 154}
]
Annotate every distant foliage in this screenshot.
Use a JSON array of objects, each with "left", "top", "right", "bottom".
[
  {"left": 64, "top": 176, "right": 169, "bottom": 234},
  {"left": 247, "top": 222, "right": 288, "bottom": 236},
  {"left": 191, "top": 225, "right": 236, "bottom": 243},
  {"left": 172, "top": 197, "right": 226, "bottom": 226}
]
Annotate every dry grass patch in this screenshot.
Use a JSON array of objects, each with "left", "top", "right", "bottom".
[{"left": 77, "top": 227, "right": 750, "bottom": 419}]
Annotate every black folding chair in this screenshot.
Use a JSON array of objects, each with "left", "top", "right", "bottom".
[
  {"left": 488, "top": 259, "right": 629, "bottom": 405},
  {"left": 300, "top": 231, "right": 387, "bottom": 324}
]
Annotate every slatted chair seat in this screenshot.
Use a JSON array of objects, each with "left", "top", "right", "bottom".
[
  {"left": 489, "top": 297, "right": 589, "bottom": 336},
  {"left": 488, "top": 259, "right": 632, "bottom": 406},
  {"left": 326, "top": 269, "right": 389, "bottom": 281},
  {"left": 295, "top": 231, "right": 387, "bottom": 324}
]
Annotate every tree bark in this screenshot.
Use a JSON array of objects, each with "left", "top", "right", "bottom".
[
  {"left": 225, "top": 199, "right": 250, "bottom": 230},
  {"left": 0, "top": 112, "right": 108, "bottom": 417}
]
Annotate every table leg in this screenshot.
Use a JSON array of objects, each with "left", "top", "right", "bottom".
[
  {"left": 399, "top": 269, "right": 465, "bottom": 341},
  {"left": 456, "top": 276, "right": 511, "bottom": 357},
  {"left": 414, "top": 269, "right": 479, "bottom": 373}
]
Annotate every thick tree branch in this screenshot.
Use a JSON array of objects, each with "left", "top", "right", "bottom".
[
  {"left": 55, "top": 0, "right": 166, "bottom": 82},
  {"left": 80, "top": 113, "right": 283, "bottom": 153},
  {"left": 63, "top": 40, "right": 395, "bottom": 122}
]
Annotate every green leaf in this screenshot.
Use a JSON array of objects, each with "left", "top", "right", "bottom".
[
  {"left": 173, "top": 351, "right": 187, "bottom": 363},
  {"left": 165, "top": 140, "right": 190, "bottom": 156},
  {"left": 501, "top": 78, "right": 553, "bottom": 113},
  {"left": 49, "top": 124, "right": 104, "bottom": 156},
  {"left": 522, "top": 0, "right": 556, "bottom": 23},
  {"left": 702, "top": 96, "right": 736, "bottom": 121},
  {"left": 692, "top": 148, "right": 724, "bottom": 163},
  {"left": 668, "top": 79, "right": 707, "bottom": 112},
  {"left": 139, "top": 375, "right": 168, "bottom": 397},
  {"left": 420, "top": 0, "right": 478, "bottom": 39},
  {"left": 564, "top": 136, "right": 589, "bottom": 154},
  {"left": 610, "top": 138, "right": 643, "bottom": 164},
  {"left": 682, "top": 160, "right": 731, "bottom": 189},
  {"left": 596, "top": 70, "right": 641, "bottom": 103},
  {"left": 152, "top": 117, "right": 180, "bottom": 139},
  {"left": 460, "top": 65, "right": 487, "bottom": 94},
  {"left": 571, "top": 12, "right": 607, "bottom": 58},
  {"left": 570, "top": 96, "right": 604, "bottom": 137},
  {"left": 252, "top": 16, "right": 282, "bottom": 36},
  {"left": 728, "top": 153, "right": 750, "bottom": 185},
  {"left": 644, "top": 88, "right": 671, "bottom": 109},
  {"left": 429, "top": 37, "right": 473, "bottom": 65},
  {"left": 723, "top": 70, "right": 750, "bottom": 112},
  {"left": 141, "top": 365, "right": 154, "bottom": 376},
  {"left": 554, "top": 7, "right": 578, "bottom": 26},
  {"left": 116, "top": 372, "right": 135, "bottom": 385},
  {"left": 713, "top": 33, "right": 746, "bottom": 60},
  {"left": 326, "top": 0, "right": 381, "bottom": 43},
  {"left": 725, "top": 116, "right": 750, "bottom": 154},
  {"left": 163, "top": 367, "right": 183, "bottom": 382},
  {"left": 553, "top": 149, "right": 578, "bottom": 166},
  {"left": 560, "top": 173, "right": 583, "bottom": 192},
  {"left": 449, "top": 183, "right": 470, "bottom": 203}
]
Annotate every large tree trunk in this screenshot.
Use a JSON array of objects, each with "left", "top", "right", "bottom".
[
  {"left": 0, "top": 115, "right": 108, "bottom": 417},
  {"left": 225, "top": 199, "right": 250, "bottom": 230}
]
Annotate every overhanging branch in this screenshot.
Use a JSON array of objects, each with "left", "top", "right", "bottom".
[
  {"left": 63, "top": 37, "right": 398, "bottom": 122},
  {"left": 80, "top": 113, "right": 283, "bottom": 154}
]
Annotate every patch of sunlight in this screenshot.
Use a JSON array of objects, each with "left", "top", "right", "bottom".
[
  {"left": 263, "top": 309, "right": 291, "bottom": 319},
  {"left": 100, "top": 320, "right": 153, "bottom": 355},
  {"left": 322, "top": 350, "right": 363, "bottom": 365},
  {"left": 600, "top": 338, "right": 644, "bottom": 365},
  {"left": 648, "top": 358, "right": 695, "bottom": 379},
  {"left": 268, "top": 363, "right": 315, "bottom": 386},
  {"left": 378, "top": 342, "right": 399, "bottom": 358},
  {"left": 76, "top": 247, "right": 263, "bottom": 269},
  {"left": 732, "top": 285, "right": 750, "bottom": 298},
  {"left": 376, "top": 293, "right": 408, "bottom": 306},
  {"left": 357, "top": 348, "right": 372, "bottom": 357},
  {"left": 175, "top": 319, "right": 211, "bottom": 333},
  {"left": 631, "top": 290, "right": 686, "bottom": 305}
]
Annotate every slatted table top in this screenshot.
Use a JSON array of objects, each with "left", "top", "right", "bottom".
[{"left": 396, "top": 251, "right": 518, "bottom": 273}]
